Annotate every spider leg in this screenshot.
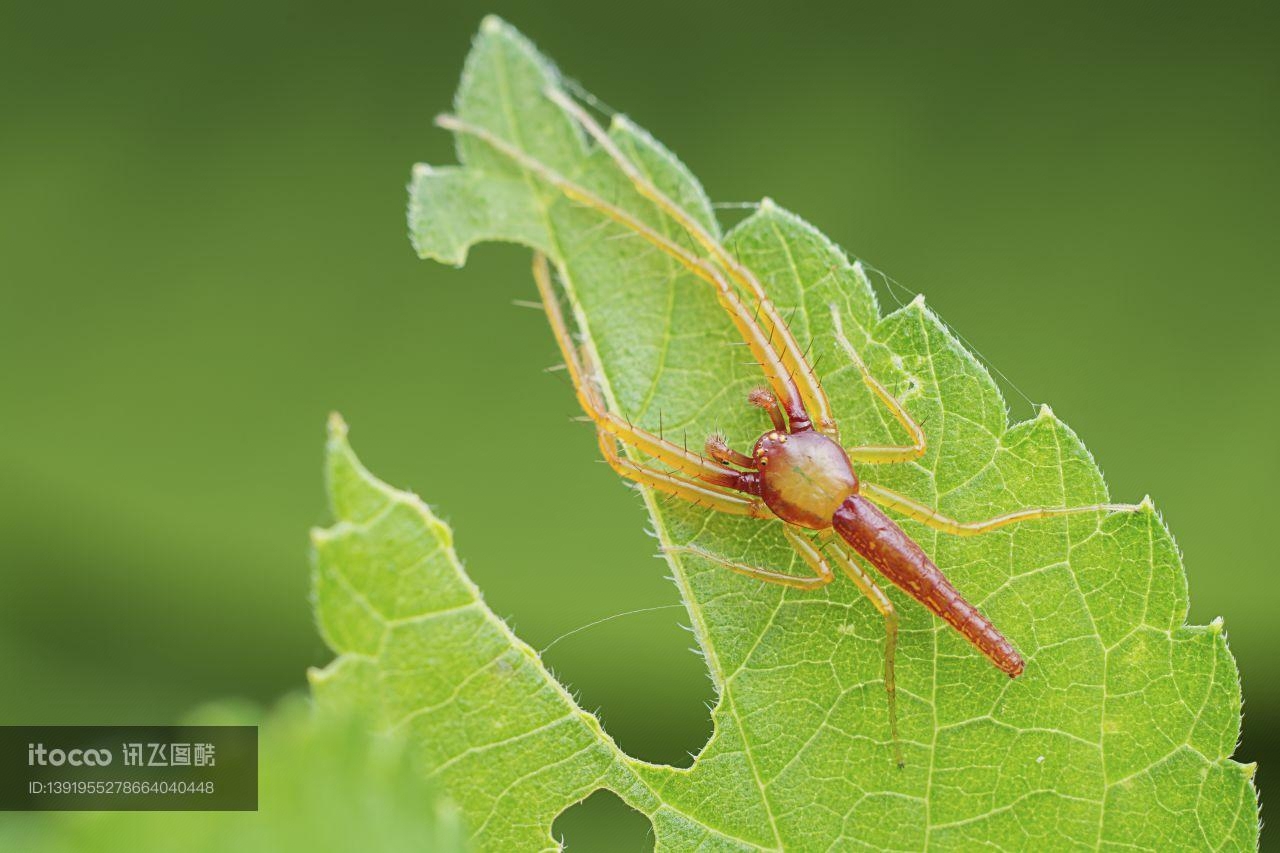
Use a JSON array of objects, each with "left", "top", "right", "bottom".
[
  {"left": 859, "top": 482, "right": 1142, "bottom": 536},
  {"left": 819, "top": 531, "right": 903, "bottom": 768},
  {"left": 664, "top": 525, "right": 835, "bottom": 590},
  {"left": 829, "top": 305, "right": 926, "bottom": 464},
  {"left": 597, "top": 429, "right": 770, "bottom": 518},
  {"left": 534, "top": 253, "right": 747, "bottom": 488},
  {"left": 537, "top": 253, "right": 773, "bottom": 518},
  {"left": 547, "top": 88, "right": 837, "bottom": 436},
  {"left": 438, "top": 114, "right": 814, "bottom": 433}
]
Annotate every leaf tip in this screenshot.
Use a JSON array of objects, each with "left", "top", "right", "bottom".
[
  {"left": 480, "top": 14, "right": 507, "bottom": 35},
  {"left": 908, "top": 292, "right": 926, "bottom": 310},
  {"left": 305, "top": 665, "right": 327, "bottom": 688},
  {"left": 759, "top": 196, "right": 777, "bottom": 211},
  {"left": 1210, "top": 615, "right": 1225, "bottom": 635},
  {"left": 328, "top": 411, "right": 349, "bottom": 442},
  {"left": 1243, "top": 761, "right": 1258, "bottom": 781},
  {"left": 412, "top": 162, "right": 435, "bottom": 181},
  {"left": 1138, "top": 493, "right": 1156, "bottom": 513},
  {"left": 1037, "top": 403, "right": 1055, "bottom": 421}
]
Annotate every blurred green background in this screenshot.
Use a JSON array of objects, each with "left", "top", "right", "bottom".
[{"left": 2, "top": 1, "right": 1275, "bottom": 847}]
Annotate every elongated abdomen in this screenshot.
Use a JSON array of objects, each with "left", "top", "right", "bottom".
[{"left": 833, "top": 495, "right": 1025, "bottom": 677}]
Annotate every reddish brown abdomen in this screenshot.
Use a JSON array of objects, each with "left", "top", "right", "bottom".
[{"left": 833, "top": 495, "right": 1024, "bottom": 677}]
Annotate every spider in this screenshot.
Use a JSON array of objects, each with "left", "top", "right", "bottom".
[{"left": 438, "top": 90, "right": 1140, "bottom": 766}]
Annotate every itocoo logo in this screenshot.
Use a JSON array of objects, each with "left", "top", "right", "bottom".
[{"left": 27, "top": 743, "right": 112, "bottom": 767}]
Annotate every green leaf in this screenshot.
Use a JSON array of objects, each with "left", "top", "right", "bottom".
[
  {"left": 317, "top": 16, "right": 1257, "bottom": 850},
  {"left": 1, "top": 698, "right": 467, "bottom": 853}
]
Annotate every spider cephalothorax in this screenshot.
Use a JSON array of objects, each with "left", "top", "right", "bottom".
[{"left": 752, "top": 427, "right": 859, "bottom": 530}]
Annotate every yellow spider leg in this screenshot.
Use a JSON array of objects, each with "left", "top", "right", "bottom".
[
  {"left": 820, "top": 532, "right": 903, "bottom": 768},
  {"left": 546, "top": 88, "right": 837, "bottom": 437},
  {"left": 439, "top": 115, "right": 811, "bottom": 431},
  {"left": 535, "top": 253, "right": 742, "bottom": 486},
  {"left": 860, "top": 481, "right": 1141, "bottom": 536},
  {"left": 665, "top": 525, "right": 835, "bottom": 591},
  {"left": 830, "top": 305, "right": 926, "bottom": 464},
  {"left": 596, "top": 429, "right": 771, "bottom": 519},
  {"left": 536, "top": 253, "right": 772, "bottom": 518}
]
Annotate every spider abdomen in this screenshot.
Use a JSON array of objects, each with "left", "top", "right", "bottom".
[
  {"left": 832, "top": 495, "right": 1025, "bottom": 677},
  {"left": 754, "top": 429, "right": 859, "bottom": 529}
]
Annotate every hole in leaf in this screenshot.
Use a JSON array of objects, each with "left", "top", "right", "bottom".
[
  {"left": 553, "top": 789, "right": 653, "bottom": 852},
  {"left": 538, "top": 591, "right": 716, "bottom": 767}
]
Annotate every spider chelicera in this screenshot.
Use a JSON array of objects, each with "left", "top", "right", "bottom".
[{"left": 438, "top": 89, "right": 1139, "bottom": 766}]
